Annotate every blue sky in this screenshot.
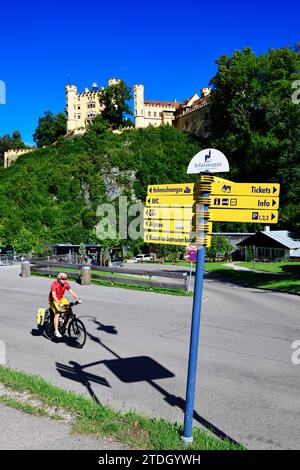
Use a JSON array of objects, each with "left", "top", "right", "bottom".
[{"left": 0, "top": 0, "right": 299, "bottom": 145}]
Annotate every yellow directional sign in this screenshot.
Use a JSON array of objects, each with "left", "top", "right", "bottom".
[
  {"left": 146, "top": 195, "right": 194, "bottom": 206},
  {"left": 147, "top": 183, "right": 195, "bottom": 197},
  {"left": 210, "top": 182, "right": 280, "bottom": 197},
  {"left": 144, "top": 232, "right": 211, "bottom": 247},
  {"left": 209, "top": 195, "right": 279, "bottom": 210},
  {"left": 144, "top": 207, "right": 193, "bottom": 220},
  {"left": 144, "top": 219, "right": 213, "bottom": 235},
  {"left": 209, "top": 209, "right": 278, "bottom": 223},
  {"left": 144, "top": 231, "right": 191, "bottom": 246},
  {"left": 144, "top": 219, "right": 194, "bottom": 233}
]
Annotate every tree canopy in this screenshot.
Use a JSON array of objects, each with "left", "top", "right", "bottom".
[
  {"left": 0, "top": 131, "right": 27, "bottom": 164},
  {"left": 98, "top": 80, "right": 132, "bottom": 129},
  {"left": 207, "top": 46, "right": 300, "bottom": 230},
  {"left": 33, "top": 111, "right": 67, "bottom": 147}
]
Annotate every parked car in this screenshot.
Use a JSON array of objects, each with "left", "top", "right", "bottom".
[{"left": 133, "top": 254, "right": 153, "bottom": 263}]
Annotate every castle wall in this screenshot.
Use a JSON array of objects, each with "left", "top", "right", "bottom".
[
  {"left": 4, "top": 148, "right": 33, "bottom": 168},
  {"left": 174, "top": 105, "right": 210, "bottom": 138}
]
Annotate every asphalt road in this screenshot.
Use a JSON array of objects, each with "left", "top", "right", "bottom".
[{"left": 0, "top": 265, "right": 299, "bottom": 450}]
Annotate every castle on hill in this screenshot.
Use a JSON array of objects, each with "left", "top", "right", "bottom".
[
  {"left": 4, "top": 78, "right": 211, "bottom": 167},
  {"left": 65, "top": 78, "right": 211, "bottom": 137}
]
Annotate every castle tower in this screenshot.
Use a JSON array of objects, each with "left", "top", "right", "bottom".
[
  {"left": 134, "top": 84, "right": 145, "bottom": 128},
  {"left": 65, "top": 84, "right": 77, "bottom": 132},
  {"left": 201, "top": 87, "right": 211, "bottom": 97}
]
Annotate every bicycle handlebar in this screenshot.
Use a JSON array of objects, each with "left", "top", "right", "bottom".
[{"left": 69, "top": 300, "right": 81, "bottom": 307}]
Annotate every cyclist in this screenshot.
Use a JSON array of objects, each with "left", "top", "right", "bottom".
[{"left": 48, "top": 272, "right": 81, "bottom": 338}]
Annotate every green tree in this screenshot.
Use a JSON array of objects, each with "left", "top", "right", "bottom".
[
  {"left": 0, "top": 131, "right": 27, "bottom": 164},
  {"left": 206, "top": 235, "right": 233, "bottom": 261},
  {"left": 98, "top": 80, "right": 132, "bottom": 129},
  {"left": 207, "top": 46, "right": 300, "bottom": 230},
  {"left": 79, "top": 242, "right": 86, "bottom": 257},
  {"left": 33, "top": 111, "right": 67, "bottom": 147},
  {"left": 13, "top": 228, "right": 40, "bottom": 254}
]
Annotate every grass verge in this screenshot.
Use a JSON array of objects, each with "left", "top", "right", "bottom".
[
  {"left": 235, "top": 261, "right": 300, "bottom": 275},
  {"left": 205, "top": 263, "right": 300, "bottom": 294},
  {"left": 0, "top": 367, "right": 244, "bottom": 450}
]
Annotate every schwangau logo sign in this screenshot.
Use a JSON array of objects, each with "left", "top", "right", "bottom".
[{"left": 187, "top": 148, "right": 229, "bottom": 174}]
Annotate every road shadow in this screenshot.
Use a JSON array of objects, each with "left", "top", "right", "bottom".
[
  {"left": 92, "top": 318, "right": 118, "bottom": 335},
  {"left": 30, "top": 327, "right": 44, "bottom": 337},
  {"left": 55, "top": 334, "right": 239, "bottom": 445},
  {"left": 56, "top": 360, "right": 110, "bottom": 405}
]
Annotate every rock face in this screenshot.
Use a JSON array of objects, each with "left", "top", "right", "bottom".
[{"left": 103, "top": 168, "right": 136, "bottom": 201}]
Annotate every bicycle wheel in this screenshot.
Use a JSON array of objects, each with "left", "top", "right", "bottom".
[
  {"left": 43, "top": 309, "right": 54, "bottom": 339},
  {"left": 68, "top": 318, "right": 86, "bottom": 348}
]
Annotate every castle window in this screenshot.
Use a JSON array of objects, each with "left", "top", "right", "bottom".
[
  {"left": 148, "top": 111, "right": 151, "bottom": 117},
  {"left": 159, "top": 112, "right": 162, "bottom": 117},
  {"left": 87, "top": 111, "right": 96, "bottom": 118},
  {"left": 77, "top": 114, "right": 81, "bottom": 119},
  {"left": 154, "top": 112, "right": 157, "bottom": 117},
  {"left": 87, "top": 101, "right": 96, "bottom": 109}
]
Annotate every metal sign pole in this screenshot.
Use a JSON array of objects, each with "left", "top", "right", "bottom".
[
  {"left": 188, "top": 262, "right": 193, "bottom": 292},
  {"left": 182, "top": 244, "right": 206, "bottom": 443},
  {"left": 182, "top": 180, "right": 210, "bottom": 444}
]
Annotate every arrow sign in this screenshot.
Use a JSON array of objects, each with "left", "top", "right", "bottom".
[
  {"left": 209, "top": 209, "right": 278, "bottom": 223},
  {"left": 143, "top": 231, "right": 191, "bottom": 246},
  {"left": 144, "top": 207, "right": 193, "bottom": 220},
  {"left": 144, "top": 219, "right": 194, "bottom": 233},
  {"left": 208, "top": 195, "right": 279, "bottom": 210},
  {"left": 147, "top": 183, "right": 195, "bottom": 196},
  {"left": 209, "top": 181, "right": 280, "bottom": 197},
  {"left": 146, "top": 195, "right": 194, "bottom": 206}
]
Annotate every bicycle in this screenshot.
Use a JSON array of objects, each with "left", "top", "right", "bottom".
[{"left": 43, "top": 301, "right": 87, "bottom": 348}]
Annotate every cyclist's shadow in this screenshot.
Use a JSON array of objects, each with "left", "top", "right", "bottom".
[{"left": 30, "top": 327, "right": 44, "bottom": 337}]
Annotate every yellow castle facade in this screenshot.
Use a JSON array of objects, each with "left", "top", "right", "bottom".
[{"left": 65, "top": 78, "right": 120, "bottom": 133}]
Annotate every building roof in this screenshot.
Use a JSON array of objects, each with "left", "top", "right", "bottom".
[
  {"left": 190, "top": 95, "right": 209, "bottom": 109},
  {"left": 144, "top": 100, "right": 181, "bottom": 108},
  {"left": 290, "top": 248, "right": 300, "bottom": 258},
  {"left": 237, "top": 231, "right": 300, "bottom": 249},
  {"left": 262, "top": 231, "right": 300, "bottom": 249}
]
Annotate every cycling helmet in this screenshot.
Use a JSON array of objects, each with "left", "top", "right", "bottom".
[{"left": 57, "top": 272, "right": 68, "bottom": 281}]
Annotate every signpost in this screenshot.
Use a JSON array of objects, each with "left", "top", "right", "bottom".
[{"left": 143, "top": 148, "right": 281, "bottom": 445}]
